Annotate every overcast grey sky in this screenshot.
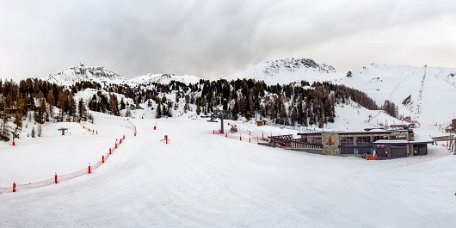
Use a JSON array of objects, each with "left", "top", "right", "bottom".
[{"left": 0, "top": 0, "right": 455, "bottom": 79}]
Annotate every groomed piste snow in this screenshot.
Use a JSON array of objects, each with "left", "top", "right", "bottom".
[{"left": 1, "top": 114, "right": 456, "bottom": 227}]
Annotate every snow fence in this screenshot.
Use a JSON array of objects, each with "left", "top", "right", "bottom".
[
  {"left": 212, "top": 122, "right": 269, "bottom": 143},
  {"left": 0, "top": 120, "right": 137, "bottom": 194}
]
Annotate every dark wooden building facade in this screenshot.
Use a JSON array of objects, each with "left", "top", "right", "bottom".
[{"left": 293, "top": 129, "right": 431, "bottom": 159}]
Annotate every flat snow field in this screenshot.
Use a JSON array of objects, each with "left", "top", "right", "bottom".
[{"left": 1, "top": 116, "right": 456, "bottom": 227}]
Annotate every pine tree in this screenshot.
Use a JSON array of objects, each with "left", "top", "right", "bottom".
[
  {"left": 31, "top": 127, "right": 36, "bottom": 138},
  {"left": 120, "top": 98, "right": 126, "bottom": 110},
  {"left": 279, "top": 99, "right": 287, "bottom": 125},
  {"left": 237, "top": 97, "right": 246, "bottom": 118},
  {"left": 302, "top": 108, "right": 308, "bottom": 127},
  {"left": 13, "top": 112, "right": 23, "bottom": 130},
  {"left": 36, "top": 98, "right": 46, "bottom": 124},
  {"left": 290, "top": 107, "right": 298, "bottom": 126},
  {"left": 296, "top": 97, "right": 303, "bottom": 125},
  {"left": 110, "top": 94, "right": 119, "bottom": 116},
  {"left": 247, "top": 90, "right": 254, "bottom": 119},
  {"left": 196, "top": 104, "right": 201, "bottom": 116},
  {"left": 231, "top": 100, "right": 239, "bottom": 119},
  {"left": 318, "top": 117, "right": 325, "bottom": 128},
  {"left": 46, "top": 90, "right": 55, "bottom": 106},
  {"left": 78, "top": 99, "right": 87, "bottom": 121},
  {"left": 87, "top": 113, "right": 94, "bottom": 123},
  {"left": 156, "top": 103, "right": 162, "bottom": 118},
  {"left": 1, "top": 115, "right": 11, "bottom": 140},
  {"left": 68, "top": 96, "right": 76, "bottom": 117}
]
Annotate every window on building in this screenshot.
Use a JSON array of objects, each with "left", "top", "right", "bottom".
[
  {"left": 340, "top": 137, "right": 354, "bottom": 147},
  {"left": 373, "top": 136, "right": 387, "bottom": 142},
  {"left": 309, "top": 136, "right": 322, "bottom": 144},
  {"left": 356, "top": 136, "right": 370, "bottom": 145},
  {"left": 358, "top": 148, "right": 372, "bottom": 154},
  {"left": 340, "top": 148, "right": 354, "bottom": 154}
]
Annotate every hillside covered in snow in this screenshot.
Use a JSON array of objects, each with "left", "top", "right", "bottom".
[
  {"left": 46, "top": 64, "right": 202, "bottom": 87},
  {"left": 227, "top": 59, "right": 456, "bottom": 136},
  {"left": 46, "top": 64, "right": 127, "bottom": 86},
  {"left": 8, "top": 58, "right": 456, "bottom": 141},
  {"left": 226, "top": 58, "right": 342, "bottom": 85},
  {"left": 332, "top": 64, "right": 456, "bottom": 133}
]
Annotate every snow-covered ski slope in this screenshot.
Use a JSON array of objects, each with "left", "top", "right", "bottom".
[
  {"left": 1, "top": 115, "right": 456, "bottom": 227},
  {"left": 334, "top": 64, "right": 456, "bottom": 135},
  {"left": 0, "top": 114, "right": 135, "bottom": 186},
  {"left": 227, "top": 60, "right": 456, "bottom": 136}
]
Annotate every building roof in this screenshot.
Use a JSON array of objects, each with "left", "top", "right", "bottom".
[
  {"left": 337, "top": 130, "right": 393, "bottom": 135},
  {"left": 297, "top": 132, "right": 322, "bottom": 136},
  {"left": 298, "top": 129, "right": 410, "bottom": 136},
  {"left": 372, "top": 140, "right": 432, "bottom": 145}
]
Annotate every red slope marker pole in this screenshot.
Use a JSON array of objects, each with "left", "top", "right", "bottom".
[
  {"left": 12, "top": 182, "right": 16, "bottom": 192},
  {"left": 88, "top": 164, "right": 92, "bottom": 174},
  {"left": 54, "top": 173, "right": 58, "bottom": 184}
]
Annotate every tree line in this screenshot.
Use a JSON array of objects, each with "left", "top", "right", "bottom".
[{"left": 0, "top": 77, "right": 396, "bottom": 141}]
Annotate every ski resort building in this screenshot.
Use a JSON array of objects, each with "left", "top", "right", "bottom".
[{"left": 264, "top": 129, "right": 432, "bottom": 159}]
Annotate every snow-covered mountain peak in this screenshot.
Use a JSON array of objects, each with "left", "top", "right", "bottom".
[
  {"left": 128, "top": 73, "right": 201, "bottom": 86},
  {"left": 45, "top": 64, "right": 202, "bottom": 87},
  {"left": 46, "top": 64, "right": 127, "bottom": 86},
  {"left": 226, "top": 57, "right": 342, "bottom": 85},
  {"left": 262, "top": 57, "right": 336, "bottom": 76}
]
